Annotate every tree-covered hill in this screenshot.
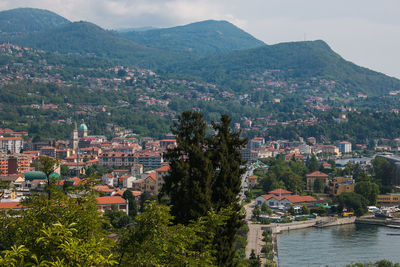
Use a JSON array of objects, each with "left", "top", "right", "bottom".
[
  {"left": 169, "top": 40, "right": 400, "bottom": 96},
  {"left": 3, "top": 21, "right": 190, "bottom": 69},
  {"left": 0, "top": 8, "right": 70, "bottom": 34},
  {"left": 1, "top": 7, "right": 399, "bottom": 98},
  {"left": 119, "top": 20, "right": 265, "bottom": 56}
]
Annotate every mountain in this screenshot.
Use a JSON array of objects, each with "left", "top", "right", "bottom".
[
  {"left": 3, "top": 21, "right": 189, "bottom": 69},
  {"left": 0, "top": 8, "right": 69, "bottom": 34},
  {"left": 169, "top": 40, "right": 400, "bottom": 96},
  {"left": 119, "top": 20, "right": 265, "bottom": 56}
]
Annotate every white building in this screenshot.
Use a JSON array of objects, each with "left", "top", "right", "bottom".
[
  {"left": 0, "top": 137, "right": 23, "bottom": 153},
  {"left": 338, "top": 141, "right": 352, "bottom": 154}
]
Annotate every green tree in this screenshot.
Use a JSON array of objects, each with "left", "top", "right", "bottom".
[
  {"left": 104, "top": 208, "right": 131, "bottom": 229},
  {"left": 0, "top": 193, "right": 114, "bottom": 265},
  {"left": 336, "top": 192, "right": 368, "bottom": 216},
  {"left": 122, "top": 190, "right": 137, "bottom": 218},
  {"left": 38, "top": 155, "right": 59, "bottom": 200},
  {"left": 116, "top": 201, "right": 219, "bottom": 266},
  {"left": 162, "top": 111, "right": 213, "bottom": 224},
  {"left": 306, "top": 154, "right": 319, "bottom": 172},
  {"left": 60, "top": 164, "right": 69, "bottom": 177},
  {"left": 208, "top": 114, "right": 247, "bottom": 266},
  {"left": 355, "top": 181, "right": 380, "bottom": 206},
  {"left": 261, "top": 202, "right": 269, "bottom": 214},
  {"left": 288, "top": 205, "right": 295, "bottom": 215},
  {"left": 248, "top": 249, "right": 261, "bottom": 267},
  {"left": 301, "top": 205, "right": 310, "bottom": 215},
  {"left": 372, "top": 157, "right": 395, "bottom": 193},
  {"left": 253, "top": 205, "right": 261, "bottom": 218},
  {"left": 313, "top": 178, "right": 325, "bottom": 193}
]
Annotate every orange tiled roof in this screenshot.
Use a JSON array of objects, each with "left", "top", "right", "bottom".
[
  {"left": 0, "top": 202, "right": 24, "bottom": 209},
  {"left": 260, "top": 194, "right": 316, "bottom": 203},
  {"left": 96, "top": 196, "right": 126, "bottom": 205},
  {"left": 306, "top": 171, "right": 328, "bottom": 178},
  {"left": 156, "top": 165, "right": 170, "bottom": 172},
  {"left": 146, "top": 172, "right": 156, "bottom": 181},
  {"left": 268, "top": 189, "right": 292, "bottom": 195}
]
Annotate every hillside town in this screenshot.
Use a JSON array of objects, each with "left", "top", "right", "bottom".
[{"left": 1, "top": 121, "right": 400, "bottom": 217}]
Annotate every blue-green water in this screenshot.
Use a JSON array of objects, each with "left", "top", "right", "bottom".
[{"left": 277, "top": 224, "right": 400, "bottom": 267}]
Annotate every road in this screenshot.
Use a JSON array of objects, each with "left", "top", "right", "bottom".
[
  {"left": 244, "top": 201, "right": 266, "bottom": 265},
  {"left": 241, "top": 164, "right": 267, "bottom": 264}
]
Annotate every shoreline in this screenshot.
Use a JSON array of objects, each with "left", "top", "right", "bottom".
[
  {"left": 259, "top": 216, "right": 356, "bottom": 266},
  {"left": 259, "top": 216, "right": 399, "bottom": 266}
]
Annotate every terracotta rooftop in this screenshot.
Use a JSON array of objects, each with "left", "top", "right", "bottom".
[
  {"left": 156, "top": 165, "right": 170, "bottom": 172},
  {"left": 96, "top": 196, "right": 126, "bottom": 205},
  {"left": 268, "top": 189, "right": 292, "bottom": 195},
  {"left": 306, "top": 171, "right": 329, "bottom": 178},
  {"left": 260, "top": 194, "right": 316, "bottom": 203},
  {"left": 0, "top": 202, "right": 24, "bottom": 209}
]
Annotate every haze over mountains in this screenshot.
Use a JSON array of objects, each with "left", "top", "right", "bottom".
[{"left": 1, "top": 7, "right": 400, "bottom": 96}]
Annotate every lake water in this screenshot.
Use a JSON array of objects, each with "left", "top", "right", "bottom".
[{"left": 277, "top": 224, "right": 400, "bottom": 267}]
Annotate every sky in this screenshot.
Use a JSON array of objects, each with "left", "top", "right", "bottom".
[{"left": 1, "top": 0, "right": 399, "bottom": 78}]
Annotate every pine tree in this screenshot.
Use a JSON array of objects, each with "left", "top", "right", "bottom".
[
  {"left": 162, "top": 111, "right": 213, "bottom": 224},
  {"left": 208, "top": 114, "right": 247, "bottom": 266}
]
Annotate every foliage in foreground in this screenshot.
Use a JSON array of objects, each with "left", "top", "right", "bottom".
[{"left": 345, "top": 260, "right": 400, "bottom": 267}]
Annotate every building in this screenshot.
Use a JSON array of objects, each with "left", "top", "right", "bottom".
[
  {"left": 0, "top": 137, "right": 23, "bottom": 153},
  {"left": 247, "top": 175, "right": 257, "bottom": 187},
  {"left": 248, "top": 137, "right": 265, "bottom": 150},
  {"left": 78, "top": 122, "right": 88, "bottom": 138},
  {"left": 96, "top": 196, "right": 128, "bottom": 214},
  {"left": 131, "top": 164, "right": 143, "bottom": 177},
  {"left": 99, "top": 152, "right": 135, "bottom": 168},
  {"left": 377, "top": 194, "right": 400, "bottom": 205},
  {"left": 160, "top": 139, "right": 177, "bottom": 149},
  {"left": 255, "top": 189, "right": 317, "bottom": 208},
  {"left": 0, "top": 153, "right": 31, "bottom": 175},
  {"left": 329, "top": 177, "right": 355, "bottom": 196},
  {"left": 144, "top": 172, "right": 157, "bottom": 194},
  {"left": 338, "top": 141, "right": 352, "bottom": 154},
  {"left": 71, "top": 123, "right": 79, "bottom": 151},
  {"left": 155, "top": 165, "right": 170, "bottom": 194},
  {"left": 40, "top": 146, "right": 57, "bottom": 158},
  {"left": 306, "top": 171, "right": 329, "bottom": 191},
  {"left": 135, "top": 150, "right": 163, "bottom": 169}
]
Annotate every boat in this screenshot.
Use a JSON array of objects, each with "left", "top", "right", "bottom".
[{"left": 387, "top": 224, "right": 400, "bottom": 229}]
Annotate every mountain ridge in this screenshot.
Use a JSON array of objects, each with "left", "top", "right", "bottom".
[
  {"left": 0, "top": 8, "right": 70, "bottom": 34},
  {"left": 118, "top": 19, "right": 266, "bottom": 55}
]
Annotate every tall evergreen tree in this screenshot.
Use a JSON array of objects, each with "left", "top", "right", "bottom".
[
  {"left": 208, "top": 114, "right": 247, "bottom": 266},
  {"left": 162, "top": 111, "right": 213, "bottom": 224}
]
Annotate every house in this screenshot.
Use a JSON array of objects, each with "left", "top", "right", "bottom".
[
  {"left": 118, "top": 175, "right": 135, "bottom": 188},
  {"left": 306, "top": 171, "right": 329, "bottom": 191},
  {"left": 155, "top": 165, "right": 170, "bottom": 194},
  {"left": 329, "top": 177, "right": 355, "bottom": 196},
  {"left": 268, "top": 189, "right": 292, "bottom": 196},
  {"left": 132, "top": 179, "right": 145, "bottom": 192},
  {"left": 93, "top": 185, "right": 115, "bottom": 196},
  {"left": 144, "top": 172, "right": 157, "bottom": 194},
  {"left": 102, "top": 173, "right": 116, "bottom": 187},
  {"left": 255, "top": 191, "right": 316, "bottom": 208},
  {"left": 284, "top": 152, "right": 304, "bottom": 161},
  {"left": 96, "top": 196, "right": 128, "bottom": 214},
  {"left": 247, "top": 176, "right": 257, "bottom": 187}
]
